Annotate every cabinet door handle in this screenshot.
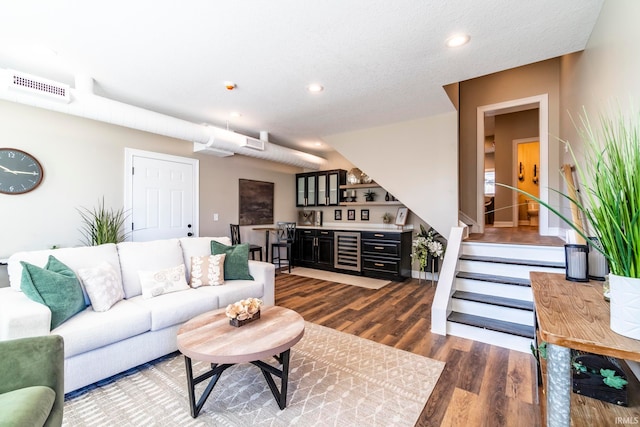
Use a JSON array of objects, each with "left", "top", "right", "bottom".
[
  {"left": 374, "top": 233, "right": 384, "bottom": 237},
  {"left": 320, "top": 231, "right": 329, "bottom": 235},
  {"left": 374, "top": 263, "right": 385, "bottom": 267},
  {"left": 374, "top": 246, "right": 384, "bottom": 250},
  {"left": 304, "top": 230, "right": 312, "bottom": 234}
]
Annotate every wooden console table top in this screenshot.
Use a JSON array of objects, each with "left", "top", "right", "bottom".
[
  {"left": 177, "top": 306, "right": 305, "bottom": 364},
  {"left": 531, "top": 271, "right": 640, "bottom": 363}
]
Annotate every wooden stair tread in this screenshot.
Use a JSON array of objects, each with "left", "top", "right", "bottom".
[
  {"left": 459, "top": 254, "right": 565, "bottom": 269},
  {"left": 456, "top": 271, "right": 531, "bottom": 287},
  {"left": 447, "top": 311, "right": 535, "bottom": 338},
  {"left": 452, "top": 290, "right": 534, "bottom": 311}
]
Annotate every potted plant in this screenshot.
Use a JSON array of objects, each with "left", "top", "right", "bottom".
[
  {"left": 78, "top": 197, "right": 129, "bottom": 246},
  {"left": 411, "top": 225, "right": 445, "bottom": 284},
  {"left": 364, "top": 190, "right": 376, "bottom": 202},
  {"left": 382, "top": 212, "right": 393, "bottom": 224},
  {"left": 501, "top": 106, "right": 640, "bottom": 340}
]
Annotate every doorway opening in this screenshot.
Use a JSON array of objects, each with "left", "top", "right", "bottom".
[{"left": 476, "top": 94, "right": 549, "bottom": 236}]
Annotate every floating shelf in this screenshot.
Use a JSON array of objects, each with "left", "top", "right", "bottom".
[{"left": 339, "top": 201, "right": 403, "bottom": 206}]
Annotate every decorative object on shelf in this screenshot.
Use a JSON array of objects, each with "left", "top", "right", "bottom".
[
  {"left": 78, "top": 197, "right": 129, "bottom": 246},
  {"left": 571, "top": 350, "right": 628, "bottom": 406},
  {"left": 382, "top": 212, "right": 393, "bottom": 224},
  {"left": 411, "top": 224, "right": 445, "bottom": 285},
  {"left": 395, "top": 207, "right": 408, "bottom": 226},
  {"left": 360, "top": 172, "right": 373, "bottom": 184},
  {"left": 385, "top": 192, "right": 390, "bottom": 202},
  {"left": 564, "top": 244, "right": 589, "bottom": 282},
  {"left": 335, "top": 209, "right": 342, "bottom": 220},
  {"left": 347, "top": 209, "right": 356, "bottom": 221},
  {"left": 225, "top": 297, "right": 263, "bottom": 327},
  {"left": 588, "top": 237, "right": 609, "bottom": 281},
  {"left": 346, "top": 168, "right": 363, "bottom": 185},
  {"left": 0, "top": 148, "right": 44, "bottom": 194},
  {"left": 364, "top": 189, "right": 376, "bottom": 202},
  {"left": 498, "top": 105, "right": 640, "bottom": 340},
  {"left": 361, "top": 209, "right": 369, "bottom": 221}
]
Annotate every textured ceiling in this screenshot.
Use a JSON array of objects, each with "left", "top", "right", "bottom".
[{"left": 0, "top": 1, "right": 603, "bottom": 155}]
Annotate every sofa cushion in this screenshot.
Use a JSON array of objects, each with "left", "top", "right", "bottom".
[
  {"left": 77, "top": 262, "right": 124, "bottom": 312},
  {"left": 138, "top": 264, "right": 189, "bottom": 299},
  {"left": 210, "top": 241, "right": 254, "bottom": 280},
  {"left": 197, "top": 280, "right": 265, "bottom": 307},
  {"left": 179, "top": 237, "right": 232, "bottom": 282},
  {"left": 55, "top": 300, "right": 151, "bottom": 358},
  {"left": 20, "top": 256, "right": 87, "bottom": 330},
  {"left": 117, "top": 239, "right": 185, "bottom": 299},
  {"left": 128, "top": 289, "right": 218, "bottom": 331},
  {"left": 0, "top": 386, "right": 55, "bottom": 427},
  {"left": 8, "top": 243, "right": 121, "bottom": 305},
  {"left": 190, "top": 254, "right": 225, "bottom": 288}
]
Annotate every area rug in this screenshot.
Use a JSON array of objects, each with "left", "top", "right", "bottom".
[
  {"left": 286, "top": 267, "right": 391, "bottom": 290},
  {"left": 63, "top": 322, "right": 444, "bottom": 426}
]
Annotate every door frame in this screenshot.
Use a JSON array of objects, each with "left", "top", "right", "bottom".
[
  {"left": 512, "top": 137, "right": 540, "bottom": 227},
  {"left": 124, "top": 148, "right": 199, "bottom": 240},
  {"left": 476, "top": 94, "right": 549, "bottom": 235}
]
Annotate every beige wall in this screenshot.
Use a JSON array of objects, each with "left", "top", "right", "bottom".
[
  {"left": 459, "top": 59, "right": 561, "bottom": 226},
  {"left": 324, "top": 112, "right": 458, "bottom": 236},
  {"left": 560, "top": 0, "right": 640, "bottom": 195},
  {"left": 0, "top": 100, "right": 301, "bottom": 258},
  {"left": 493, "top": 109, "right": 539, "bottom": 223}
]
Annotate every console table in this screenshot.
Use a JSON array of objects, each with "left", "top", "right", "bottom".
[{"left": 531, "top": 272, "right": 640, "bottom": 427}]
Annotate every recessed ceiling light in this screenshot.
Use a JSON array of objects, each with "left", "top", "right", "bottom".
[
  {"left": 314, "top": 142, "right": 322, "bottom": 146},
  {"left": 307, "top": 84, "right": 324, "bottom": 93},
  {"left": 224, "top": 81, "right": 236, "bottom": 90},
  {"left": 445, "top": 34, "right": 470, "bottom": 48},
  {"left": 229, "top": 111, "right": 242, "bottom": 118}
]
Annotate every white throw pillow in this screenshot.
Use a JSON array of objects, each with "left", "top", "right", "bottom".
[
  {"left": 77, "top": 262, "right": 124, "bottom": 312},
  {"left": 138, "top": 264, "right": 189, "bottom": 299},
  {"left": 190, "top": 254, "right": 225, "bottom": 288}
]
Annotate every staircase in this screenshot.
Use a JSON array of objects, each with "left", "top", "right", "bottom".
[{"left": 446, "top": 241, "right": 565, "bottom": 353}]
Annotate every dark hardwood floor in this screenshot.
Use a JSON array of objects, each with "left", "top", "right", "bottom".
[{"left": 276, "top": 273, "right": 541, "bottom": 426}]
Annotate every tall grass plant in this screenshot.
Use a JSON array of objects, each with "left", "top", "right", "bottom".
[{"left": 78, "top": 198, "right": 128, "bottom": 246}]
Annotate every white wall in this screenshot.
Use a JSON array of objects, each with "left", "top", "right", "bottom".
[
  {"left": 324, "top": 112, "right": 458, "bottom": 236},
  {"left": 0, "top": 100, "right": 300, "bottom": 258}
]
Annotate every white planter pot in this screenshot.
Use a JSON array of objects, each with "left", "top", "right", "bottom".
[{"left": 609, "top": 274, "right": 640, "bottom": 340}]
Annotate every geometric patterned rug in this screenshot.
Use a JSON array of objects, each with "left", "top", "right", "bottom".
[{"left": 63, "top": 322, "right": 444, "bottom": 426}]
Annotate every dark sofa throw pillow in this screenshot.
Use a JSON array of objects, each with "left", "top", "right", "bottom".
[
  {"left": 210, "top": 241, "right": 254, "bottom": 280},
  {"left": 20, "top": 255, "right": 87, "bottom": 330}
]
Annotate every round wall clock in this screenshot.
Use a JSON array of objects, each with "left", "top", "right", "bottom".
[{"left": 0, "top": 148, "right": 44, "bottom": 194}]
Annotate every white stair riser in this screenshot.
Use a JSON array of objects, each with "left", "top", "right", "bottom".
[
  {"left": 455, "top": 278, "right": 533, "bottom": 301},
  {"left": 458, "top": 260, "right": 563, "bottom": 278},
  {"left": 447, "top": 321, "right": 533, "bottom": 353},
  {"left": 450, "top": 299, "right": 534, "bottom": 326},
  {"left": 462, "top": 242, "right": 564, "bottom": 263}
]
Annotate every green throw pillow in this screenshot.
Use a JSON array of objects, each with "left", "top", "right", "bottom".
[
  {"left": 21, "top": 256, "right": 87, "bottom": 330},
  {"left": 210, "top": 241, "right": 254, "bottom": 280}
]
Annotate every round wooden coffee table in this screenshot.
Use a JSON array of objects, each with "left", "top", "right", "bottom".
[{"left": 177, "top": 305, "right": 305, "bottom": 418}]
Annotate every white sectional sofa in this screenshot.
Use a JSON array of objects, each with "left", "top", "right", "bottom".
[{"left": 0, "top": 237, "right": 275, "bottom": 393}]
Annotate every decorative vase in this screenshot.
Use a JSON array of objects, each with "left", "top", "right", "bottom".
[{"left": 609, "top": 274, "right": 640, "bottom": 340}]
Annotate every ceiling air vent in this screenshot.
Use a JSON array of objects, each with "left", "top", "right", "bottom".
[
  {"left": 7, "top": 70, "right": 71, "bottom": 103},
  {"left": 241, "top": 136, "right": 265, "bottom": 151}
]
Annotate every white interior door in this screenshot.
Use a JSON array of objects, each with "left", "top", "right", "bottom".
[{"left": 125, "top": 149, "right": 199, "bottom": 241}]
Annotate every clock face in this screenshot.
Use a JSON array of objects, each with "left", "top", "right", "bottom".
[{"left": 0, "top": 148, "right": 44, "bottom": 194}]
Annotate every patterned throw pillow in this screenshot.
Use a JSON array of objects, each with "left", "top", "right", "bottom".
[
  {"left": 138, "top": 264, "right": 189, "bottom": 299},
  {"left": 77, "top": 262, "right": 124, "bottom": 312},
  {"left": 190, "top": 254, "right": 225, "bottom": 288}
]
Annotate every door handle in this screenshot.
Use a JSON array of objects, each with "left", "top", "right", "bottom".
[{"left": 187, "top": 232, "right": 193, "bottom": 237}]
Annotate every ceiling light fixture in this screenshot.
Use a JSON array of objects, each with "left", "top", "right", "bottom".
[
  {"left": 307, "top": 84, "right": 324, "bottom": 93},
  {"left": 224, "top": 81, "right": 236, "bottom": 90},
  {"left": 229, "top": 111, "right": 242, "bottom": 118},
  {"left": 445, "top": 34, "right": 470, "bottom": 48}
]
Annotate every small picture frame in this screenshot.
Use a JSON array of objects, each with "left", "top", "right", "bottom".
[
  {"left": 334, "top": 209, "right": 342, "bottom": 220},
  {"left": 395, "top": 207, "right": 408, "bottom": 226},
  {"left": 361, "top": 209, "right": 369, "bottom": 221},
  {"left": 347, "top": 209, "right": 356, "bottom": 221}
]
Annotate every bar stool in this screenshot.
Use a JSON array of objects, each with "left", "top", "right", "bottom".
[
  {"left": 271, "top": 222, "right": 296, "bottom": 273},
  {"left": 230, "top": 224, "right": 263, "bottom": 261}
]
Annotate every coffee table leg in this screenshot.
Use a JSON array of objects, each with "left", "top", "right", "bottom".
[
  {"left": 251, "top": 349, "right": 291, "bottom": 409},
  {"left": 184, "top": 355, "right": 233, "bottom": 418}
]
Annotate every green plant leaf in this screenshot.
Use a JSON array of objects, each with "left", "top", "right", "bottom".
[{"left": 78, "top": 197, "right": 129, "bottom": 246}]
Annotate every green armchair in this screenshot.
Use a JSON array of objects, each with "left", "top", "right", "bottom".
[{"left": 0, "top": 335, "right": 64, "bottom": 427}]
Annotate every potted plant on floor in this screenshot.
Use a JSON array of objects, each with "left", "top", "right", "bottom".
[
  {"left": 500, "top": 105, "right": 640, "bottom": 340},
  {"left": 78, "top": 197, "right": 129, "bottom": 245}
]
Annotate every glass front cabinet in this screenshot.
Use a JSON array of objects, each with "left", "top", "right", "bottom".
[{"left": 296, "top": 169, "right": 345, "bottom": 207}]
